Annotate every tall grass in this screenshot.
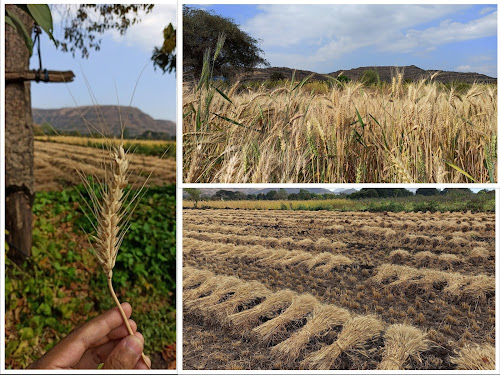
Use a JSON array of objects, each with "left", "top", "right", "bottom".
[{"left": 183, "top": 46, "right": 497, "bottom": 183}]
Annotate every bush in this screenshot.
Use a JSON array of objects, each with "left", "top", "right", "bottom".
[
  {"left": 413, "top": 200, "right": 439, "bottom": 213},
  {"left": 361, "top": 69, "right": 380, "bottom": 86},
  {"left": 270, "top": 71, "right": 286, "bottom": 81},
  {"left": 367, "top": 201, "right": 405, "bottom": 212}
]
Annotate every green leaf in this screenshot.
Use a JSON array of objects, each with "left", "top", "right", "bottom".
[
  {"left": 355, "top": 107, "right": 365, "bottom": 129},
  {"left": 5, "top": 9, "right": 33, "bottom": 56},
  {"left": 211, "top": 112, "right": 252, "bottom": 130},
  {"left": 5, "top": 14, "right": 16, "bottom": 29},
  {"left": 445, "top": 161, "right": 477, "bottom": 182},
  {"left": 214, "top": 87, "right": 233, "bottom": 104},
  {"left": 26, "top": 4, "right": 54, "bottom": 41},
  {"left": 36, "top": 302, "right": 52, "bottom": 316}
]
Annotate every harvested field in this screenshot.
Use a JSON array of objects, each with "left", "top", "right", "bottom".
[
  {"left": 35, "top": 141, "right": 176, "bottom": 191},
  {"left": 183, "top": 209, "right": 495, "bottom": 370}
]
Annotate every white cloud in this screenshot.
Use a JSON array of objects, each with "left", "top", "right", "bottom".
[
  {"left": 384, "top": 11, "right": 497, "bottom": 53},
  {"left": 456, "top": 63, "right": 496, "bottom": 77},
  {"left": 241, "top": 4, "right": 496, "bottom": 72},
  {"left": 109, "top": 4, "right": 177, "bottom": 52},
  {"left": 480, "top": 6, "right": 495, "bottom": 15}
]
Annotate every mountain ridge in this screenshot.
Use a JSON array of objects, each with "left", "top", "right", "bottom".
[
  {"left": 32, "top": 105, "right": 176, "bottom": 137},
  {"left": 232, "top": 64, "right": 496, "bottom": 84}
]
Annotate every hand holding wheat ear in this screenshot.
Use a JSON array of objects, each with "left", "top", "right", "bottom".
[{"left": 90, "top": 144, "right": 150, "bottom": 368}]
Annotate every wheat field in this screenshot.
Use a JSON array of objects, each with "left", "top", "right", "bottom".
[
  {"left": 183, "top": 209, "right": 495, "bottom": 370},
  {"left": 35, "top": 141, "right": 176, "bottom": 191},
  {"left": 183, "top": 77, "right": 496, "bottom": 183}
]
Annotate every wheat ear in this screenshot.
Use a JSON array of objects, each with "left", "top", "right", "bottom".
[{"left": 92, "top": 144, "right": 150, "bottom": 368}]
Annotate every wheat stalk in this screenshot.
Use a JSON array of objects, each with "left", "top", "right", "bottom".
[{"left": 88, "top": 143, "right": 150, "bottom": 368}]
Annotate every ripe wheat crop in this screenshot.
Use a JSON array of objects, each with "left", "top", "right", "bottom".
[{"left": 184, "top": 66, "right": 496, "bottom": 183}]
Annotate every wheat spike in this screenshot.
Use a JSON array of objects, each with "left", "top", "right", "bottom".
[{"left": 90, "top": 144, "right": 150, "bottom": 368}]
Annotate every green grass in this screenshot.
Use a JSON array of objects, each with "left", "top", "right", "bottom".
[
  {"left": 5, "top": 184, "right": 176, "bottom": 369},
  {"left": 184, "top": 192, "right": 495, "bottom": 213}
]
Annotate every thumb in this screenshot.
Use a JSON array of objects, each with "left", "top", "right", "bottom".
[{"left": 103, "top": 335, "right": 143, "bottom": 369}]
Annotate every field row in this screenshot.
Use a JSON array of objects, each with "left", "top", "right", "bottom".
[
  {"left": 35, "top": 141, "right": 176, "bottom": 191},
  {"left": 184, "top": 237, "right": 494, "bottom": 300},
  {"left": 183, "top": 229, "right": 494, "bottom": 274},
  {"left": 184, "top": 211, "right": 494, "bottom": 235},
  {"left": 185, "top": 208, "right": 494, "bottom": 222},
  {"left": 183, "top": 266, "right": 495, "bottom": 370},
  {"left": 184, "top": 240, "right": 494, "bottom": 347}
]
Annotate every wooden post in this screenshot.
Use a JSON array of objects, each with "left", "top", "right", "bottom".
[{"left": 5, "top": 70, "right": 75, "bottom": 83}]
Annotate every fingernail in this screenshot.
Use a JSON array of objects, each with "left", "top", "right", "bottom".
[{"left": 124, "top": 335, "right": 143, "bottom": 355}]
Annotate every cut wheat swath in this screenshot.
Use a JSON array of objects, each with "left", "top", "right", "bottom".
[{"left": 80, "top": 142, "right": 150, "bottom": 368}]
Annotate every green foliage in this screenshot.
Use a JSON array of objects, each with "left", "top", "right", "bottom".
[
  {"left": 183, "top": 6, "right": 269, "bottom": 78},
  {"left": 412, "top": 200, "right": 439, "bottom": 212},
  {"left": 6, "top": 184, "right": 176, "bottom": 368},
  {"left": 152, "top": 23, "right": 176, "bottom": 74},
  {"left": 337, "top": 74, "right": 351, "bottom": 83},
  {"left": 367, "top": 201, "right": 405, "bottom": 212},
  {"left": 185, "top": 188, "right": 202, "bottom": 208},
  {"left": 5, "top": 4, "right": 54, "bottom": 56},
  {"left": 361, "top": 69, "right": 381, "bottom": 86},
  {"left": 270, "top": 71, "right": 286, "bottom": 81}
]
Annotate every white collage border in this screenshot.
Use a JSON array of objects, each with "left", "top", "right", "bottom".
[{"left": 1, "top": 0, "right": 499, "bottom": 373}]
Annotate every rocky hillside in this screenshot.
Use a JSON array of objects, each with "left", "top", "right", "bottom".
[
  {"left": 32, "top": 105, "right": 176, "bottom": 137},
  {"left": 231, "top": 65, "right": 496, "bottom": 84}
]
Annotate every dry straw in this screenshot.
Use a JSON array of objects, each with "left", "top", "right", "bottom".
[
  {"left": 451, "top": 343, "right": 495, "bottom": 370},
  {"left": 378, "top": 324, "right": 429, "bottom": 370},
  {"left": 271, "top": 304, "right": 351, "bottom": 364},
  {"left": 252, "top": 294, "right": 321, "bottom": 345},
  {"left": 300, "top": 315, "right": 384, "bottom": 369}
]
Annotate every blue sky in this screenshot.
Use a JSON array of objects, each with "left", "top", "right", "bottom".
[
  {"left": 195, "top": 4, "right": 497, "bottom": 77},
  {"left": 31, "top": 3, "right": 176, "bottom": 122}
]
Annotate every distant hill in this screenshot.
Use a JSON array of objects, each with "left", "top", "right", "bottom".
[
  {"left": 32, "top": 105, "right": 176, "bottom": 138},
  {"left": 232, "top": 65, "right": 496, "bottom": 84}
]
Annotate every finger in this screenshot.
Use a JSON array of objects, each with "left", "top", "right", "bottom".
[
  {"left": 76, "top": 330, "right": 142, "bottom": 369},
  {"left": 93, "top": 319, "right": 137, "bottom": 347},
  {"left": 75, "top": 339, "right": 120, "bottom": 369},
  {"left": 27, "top": 303, "right": 133, "bottom": 369},
  {"left": 132, "top": 332, "right": 150, "bottom": 369},
  {"left": 134, "top": 353, "right": 151, "bottom": 370},
  {"left": 71, "top": 303, "right": 132, "bottom": 350},
  {"left": 134, "top": 331, "right": 145, "bottom": 343},
  {"left": 103, "top": 335, "right": 144, "bottom": 369}
]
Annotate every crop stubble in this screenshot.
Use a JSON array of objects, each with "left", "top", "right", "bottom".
[{"left": 183, "top": 209, "right": 495, "bottom": 370}]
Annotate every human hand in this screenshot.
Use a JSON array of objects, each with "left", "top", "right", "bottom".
[{"left": 27, "top": 302, "right": 151, "bottom": 369}]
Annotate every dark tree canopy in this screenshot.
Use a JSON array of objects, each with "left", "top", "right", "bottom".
[
  {"left": 183, "top": 6, "right": 268, "bottom": 78},
  {"left": 416, "top": 188, "right": 440, "bottom": 196}
]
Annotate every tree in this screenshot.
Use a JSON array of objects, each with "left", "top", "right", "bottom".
[
  {"left": 5, "top": 4, "right": 168, "bottom": 263},
  {"left": 275, "top": 188, "right": 288, "bottom": 200},
  {"left": 49, "top": 5, "right": 176, "bottom": 73},
  {"left": 183, "top": 6, "right": 268, "bottom": 79},
  {"left": 265, "top": 190, "right": 278, "bottom": 200},
  {"left": 298, "top": 189, "right": 312, "bottom": 200},
  {"left": 5, "top": 5, "right": 36, "bottom": 263},
  {"left": 416, "top": 188, "right": 440, "bottom": 196},
  {"left": 185, "top": 188, "right": 202, "bottom": 208}
]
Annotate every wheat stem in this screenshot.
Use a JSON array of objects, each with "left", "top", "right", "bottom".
[{"left": 107, "top": 272, "right": 150, "bottom": 368}]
